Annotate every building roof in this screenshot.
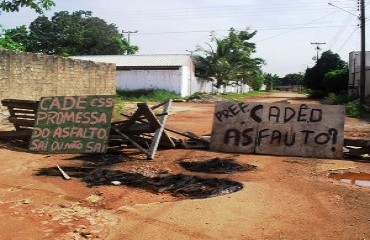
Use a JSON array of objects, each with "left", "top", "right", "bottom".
[{"left": 70, "top": 54, "right": 192, "bottom": 68}]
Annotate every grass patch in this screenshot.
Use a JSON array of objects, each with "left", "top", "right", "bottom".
[
  {"left": 222, "top": 91, "right": 266, "bottom": 101},
  {"left": 116, "top": 89, "right": 181, "bottom": 102},
  {"left": 321, "top": 92, "right": 369, "bottom": 118},
  {"left": 112, "top": 89, "right": 181, "bottom": 122}
]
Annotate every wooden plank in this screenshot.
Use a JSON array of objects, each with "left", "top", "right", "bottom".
[
  {"left": 210, "top": 102, "right": 345, "bottom": 159},
  {"left": 1, "top": 99, "right": 39, "bottom": 110},
  {"left": 56, "top": 165, "right": 71, "bottom": 180},
  {"left": 29, "top": 95, "right": 114, "bottom": 153},
  {"left": 117, "top": 103, "right": 175, "bottom": 148},
  {"left": 13, "top": 110, "right": 37, "bottom": 114},
  {"left": 147, "top": 99, "right": 173, "bottom": 159},
  {"left": 0, "top": 130, "right": 32, "bottom": 139},
  {"left": 7, "top": 117, "right": 35, "bottom": 127},
  {"left": 112, "top": 126, "right": 150, "bottom": 156},
  {"left": 137, "top": 104, "right": 162, "bottom": 129},
  {"left": 10, "top": 114, "right": 36, "bottom": 120},
  {"left": 164, "top": 126, "right": 210, "bottom": 144}
]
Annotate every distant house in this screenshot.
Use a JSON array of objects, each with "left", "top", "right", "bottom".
[{"left": 70, "top": 54, "right": 251, "bottom": 97}]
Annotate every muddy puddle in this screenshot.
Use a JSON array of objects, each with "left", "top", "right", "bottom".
[{"left": 330, "top": 172, "right": 370, "bottom": 187}]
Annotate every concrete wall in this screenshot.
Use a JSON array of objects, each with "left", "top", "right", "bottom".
[
  {"left": 348, "top": 51, "right": 370, "bottom": 99},
  {"left": 0, "top": 50, "right": 116, "bottom": 106}
]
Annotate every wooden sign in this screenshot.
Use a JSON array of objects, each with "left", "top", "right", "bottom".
[
  {"left": 29, "top": 95, "right": 114, "bottom": 153},
  {"left": 210, "top": 102, "right": 345, "bottom": 159}
]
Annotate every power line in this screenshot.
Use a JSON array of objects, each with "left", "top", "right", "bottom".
[
  {"left": 255, "top": 11, "right": 340, "bottom": 42},
  {"left": 106, "top": 3, "right": 355, "bottom": 21},
  {"left": 137, "top": 24, "right": 357, "bottom": 36},
  {"left": 336, "top": 27, "right": 359, "bottom": 52}
]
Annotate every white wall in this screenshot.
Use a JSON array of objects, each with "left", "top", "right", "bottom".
[
  {"left": 116, "top": 69, "right": 183, "bottom": 95},
  {"left": 116, "top": 68, "right": 252, "bottom": 97}
]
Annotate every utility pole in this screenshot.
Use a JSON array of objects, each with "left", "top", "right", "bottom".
[
  {"left": 186, "top": 50, "right": 196, "bottom": 96},
  {"left": 310, "top": 42, "right": 326, "bottom": 62},
  {"left": 122, "top": 30, "right": 138, "bottom": 45},
  {"left": 360, "top": 0, "right": 366, "bottom": 104}
]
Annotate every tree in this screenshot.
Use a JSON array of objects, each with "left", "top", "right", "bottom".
[
  {"left": 263, "top": 73, "right": 280, "bottom": 90},
  {"left": 0, "top": 36, "right": 25, "bottom": 51},
  {"left": 0, "top": 0, "right": 55, "bottom": 14},
  {"left": 6, "top": 10, "right": 139, "bottom": 56},
  {"left": 0, "top": 26, "right": 25, "bottom": 51},
  {"left": 280, "top": 72, "right": 304, "bottom": 86},
  {"left": 194, "top": 28, "right": 264, "bottom": 89},
  {"left": 304, "top": 50, "right": 346, "bottom": 91},
  {"left": 323, "top": 69, "right": 348, "bottom": 93}
]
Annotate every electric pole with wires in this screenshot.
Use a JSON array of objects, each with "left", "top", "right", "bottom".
[
  {"left": 310, "top": 42, "right": 326, "bottom": 62},
  {"left": 359, "top": 0, "right": 366, "bottom": 104}
]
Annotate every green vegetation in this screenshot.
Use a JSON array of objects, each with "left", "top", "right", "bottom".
[
  {"left": 345, "top": 100, "right": 364, "bottom": 118},
  {"left": 2, "top": 10, "right": 138, "bottom": 56},
  {"left": 222, "top": 91, "right": 265, "bottom": 101},
  {"left": 194, "top": 28, "right": 264, "bottom": 90},
  {"left": 116, "top": 89, "right": 181, "bottom": 102},
  {"left": 322, "top": 92, "right": 368, "bottom": 117},
  {"left": 0, "top": 0, "right": 55, "bottom": 14},
  {"left": 304, "top": 50, "right": 347, "bottom": 96},
  {"left": 263, "top": 72, "right": 304, "bottom": 91},
  {"left": 112, "top": 89, "right": 181, "bottom": 122}
]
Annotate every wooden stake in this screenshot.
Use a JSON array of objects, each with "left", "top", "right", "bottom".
[{"left": 56, "top": 165, "right": 71, "bottom": 180}]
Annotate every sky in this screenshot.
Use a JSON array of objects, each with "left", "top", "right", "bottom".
[{"left": 0, "top": 0, "right": 366, "bottom": 76}]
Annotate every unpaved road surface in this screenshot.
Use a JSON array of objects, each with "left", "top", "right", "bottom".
[{"left": 0, "top": 92, "right": 369, "bottom": 240}]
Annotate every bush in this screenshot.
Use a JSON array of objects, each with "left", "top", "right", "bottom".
[
  {"left": 308, "top": 89, "right": 326, "bottom": 99},
  {"left": 345, "top": 100, "right": 364, "bottom": 118},
  {"left": 323, "top": 92, "right": 348, "bottom": 105},
  {"left": 323, "top": 69, "right": 348, "bottom": 93}
]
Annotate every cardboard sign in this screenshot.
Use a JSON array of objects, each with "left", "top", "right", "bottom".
[
  {"left": 29, "top": 95, "right": 114, "bottom": 153},
  {"left": 210, "top": 102, "right": 345, "bottom": 159}
]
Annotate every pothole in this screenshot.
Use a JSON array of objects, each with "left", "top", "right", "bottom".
[
  {"left": 36, "top": 167, "right": 243, "bottom": 199},
  {"left": 329, "top": 172, "right": 370, "bottom": 187},
  {"left": 179, "top": 158, "right": 256, "bottom": 174}
]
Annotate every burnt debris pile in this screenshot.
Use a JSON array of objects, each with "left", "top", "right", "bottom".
[
  {"left": 36, "top": 167, "right": 243, "bottom": 199},
  {"left": 180, "top": 158, "right": 256, "bottom": 174}
]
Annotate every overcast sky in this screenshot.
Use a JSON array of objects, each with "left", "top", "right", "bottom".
[{"left": 0, "top": 0, "right": 365, "bottom": 76}]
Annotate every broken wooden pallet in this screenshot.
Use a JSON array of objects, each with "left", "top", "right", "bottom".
[{"left": 111, "top": 99, "right": 175, "bottom": 160}]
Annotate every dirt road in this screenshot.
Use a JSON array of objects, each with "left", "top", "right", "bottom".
[{"left": 0, "top": 92, "right": 369, "bottom": 240}]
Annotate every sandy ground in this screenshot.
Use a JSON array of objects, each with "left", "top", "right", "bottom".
[{"left": 0, "top": 92, "right": 369, "bottom": 240}]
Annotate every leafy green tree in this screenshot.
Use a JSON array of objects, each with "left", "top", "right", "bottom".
[
  {"left": 7, "top": 10, "right": 139, "bottom": 56},
  {"left": 0, "top": 26, "right": 25, "bottom": 51},
  {"left": 0, "top": 0, "right": 55, "bottom": 14},
  {"left": 280, "top": 72, "right": 304, "bottom": 86},
  {"left": 323, "top": 69, "right": 348, "bottom": 93},
  {"left": 0, "top": 36, "right": 25, "bottom": 51},
  {"left": 194, "top": 28, "right": 264, "bottom": 89},
  {"left": 304, "top": 50, "right": 346, "bottom": 91},
  {"left": 263, "top": 73, "right": 280, "bottom": 90}
]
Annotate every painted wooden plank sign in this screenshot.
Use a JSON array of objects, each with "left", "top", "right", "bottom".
[
  {"left": 210, "top": 102, "right": 345, "bottom": 159},
  {"left": 29, "top": 95, "right": 114, "bottom": 153}
]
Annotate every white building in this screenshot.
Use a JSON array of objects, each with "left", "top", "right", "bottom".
[
  {"left": 348, "top": 51, "right": 370, "bottom": 101},
  {"left": 71, "top": 54, "right": 250, "bottom": 97}
]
